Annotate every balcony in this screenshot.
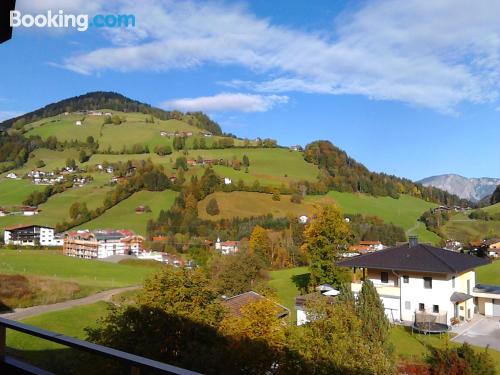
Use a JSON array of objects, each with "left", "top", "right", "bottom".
[
  {"left": 0, "top": 317, "right": 200, "bottom": 375},
  {"left": 351, "top": 282, "right": 400, "bottom": 298}
]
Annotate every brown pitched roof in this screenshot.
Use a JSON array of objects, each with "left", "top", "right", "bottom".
[
  {"left": 337, "top": 243, "right": 490, "bottom": 274},
  {"left": 4, "top": 224, "right": 53, "bottom": 231},
  {"left": 222, "top": 291, "right": 289, "bottom": 319}
]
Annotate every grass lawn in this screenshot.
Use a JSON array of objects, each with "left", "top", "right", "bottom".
[
  {"left": 0, "top": 178, "right": 44, "bottom": 206},
  {"left": 476, "top": 260, "right": 500, "bottom": 285},
  {"left": 198, "top": 191, "right": 331, "bottom": 220},
  {"left": 0, "top": 174, "right": 113, "bottom": 233},
  {"left": 187, "top": 148, "right": 319, "bottom": 186},
  {"left": 391, "top": 325, "right": 500, "bottom": 371},
  {"left": 0, "top": 250, "right": 157, "bottom": 290},
  {"left": 268, "top": 267, "right": 309, "bottom": 321},
  {"left": 325, "top": 191, "right": 440, "bottom": 244},
  {"left": 6, "top": 301, "right": 111, "bottom": 373},
  {"left": 443, "top": 213, "right": 500, "bottom": 243},
  {"left": 76, "top": 189, "right": 178, "bottom": 235}
]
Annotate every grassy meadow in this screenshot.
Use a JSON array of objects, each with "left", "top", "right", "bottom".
[
  {"left": 76, "top": 189, "right": 178, "bottom": 235},
  {"left": 325, "top": 191, "right": 440, "bottom": 244},
  {"left": 0, "top": 250, "right": 158, "bottom": 290},
  {"left": 442, "top": 213, "right": 500, "bottom": 243}
]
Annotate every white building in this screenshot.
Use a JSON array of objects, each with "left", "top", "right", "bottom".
[
  {"left": 299, "top": 215, "right": 308, "bottom": 224},
  {"left": 4, "top": 225, "right": 60, "bottom": 247},
  {"left": 296, "top": 284, "right": 339, "bottom": 326},
  {"left": 224, "top": 177, "right": 232, "bottom": 185},
  {"left": 6, "top": 173, "right": 18, "bottom": 179},
  {"left": 75, "top": 120, "right": 82, "bottom": 126},
  {"left": 63, "top": 230, "right": 144, "bottom": 259},
  {"left": 337, "top": 238, "right": 490, "bottom": 326},
  {"left": 215, "top": 237, "right": 239, "bottom": 255}
]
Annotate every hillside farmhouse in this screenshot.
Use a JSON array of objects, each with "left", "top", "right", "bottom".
[
  {"left": 4, "top": 225, "right": 63, "bottom": 247},
  {"left": 63, "top": 230, "right": 144, "bottom": 259},
  {"left": 215, "top": 238, "right": 239, "bottom": 254},
  {"left": 337, "top": 238, "right": 490, "bottom": 326}
]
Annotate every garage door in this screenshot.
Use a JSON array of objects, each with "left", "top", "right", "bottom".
[{"left": 493, "top": 300, "right": 500, "bottom": 316}]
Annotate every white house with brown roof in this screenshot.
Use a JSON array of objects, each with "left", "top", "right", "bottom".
[
  {"left": 337, "top": 238, "right": 490, "bottom": 326},
  {"left": 215, "top": 238, "right": 239, "bottom": 254}
]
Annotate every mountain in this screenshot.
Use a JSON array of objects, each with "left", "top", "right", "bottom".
[
  {"left": 0, "top": 91, "right": 223, "bottom": 135},
  {"left": 419, "top": 174, "right": 500, "bottom": 202}
]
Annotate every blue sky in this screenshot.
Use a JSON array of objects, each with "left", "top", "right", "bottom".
[{"left": 1, "top": 0, "right": 500, "bottom": 181}]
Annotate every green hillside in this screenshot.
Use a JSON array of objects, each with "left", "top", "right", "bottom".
[
  {"left": 483, "top": 203, "right": 500, "bottom": 214},
  {"left": 442, "top": 213, "right": 500, "bottom": 242},
  {"left": 325, "top": 191, "right": 440, "bottom": 243},
  {"left": 76, "top": 190, "right": 178, "bottom": 235}
]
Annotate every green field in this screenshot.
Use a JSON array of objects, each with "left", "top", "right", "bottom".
[
  {"left": 198, "top": 191, "right": 331, "bottom": 220},
  {"left": 0, "top": 178, "right": 44, "bottom": 206},
  {"left": 0, "top": 174, "right": 113, "bottom": 232},
  {"left": 442, "top": 213, "right": 500, "bottom": 243},
  {"left": 268, "top": 267, "right": 309, "bottom": 321},
  {"left": 325, "top": 191, "right": 440, "bottom": 243},
  {"left": 0, "top": 250, "right": 157, "bottom": 290},
  {"left": 6, "top": 301, "right": 111, "bottom": 372},
  {"left": 76, "top": 189, "right": 178, "bottom": 235},
  {"left": 476, "top": 260, "right": 500, "bottom": 285},
  {"left": 24, "top": 111, "right": 249, "bottom": 152},
  {"left": 483, "top": 203, "right": 500, "bottom": 214}
]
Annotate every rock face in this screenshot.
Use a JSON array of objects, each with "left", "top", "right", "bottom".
[{"left": 419, "top": 174, "right": 500, "bottom": 202}]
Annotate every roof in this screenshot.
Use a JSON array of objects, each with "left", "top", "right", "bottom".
[
  {"left": 450, "top": 292, "right": 473, "bottom": 303},
  {"left": 359, "top": 241, "right": 382, "bottom": 245},
  {"left": 337, "top": 243, "right": 490, "bottom": 274},
  {"left": 474, "top": 284, "right": 500, "bottom": 295},
  {"left": 4, "top": 224, "right": 53, "bottom": 231},
  {"left": 220, "top": 241, "right": 239, "bottom": 246},
  {"left": 222, "top": 291, "right": 289, "bottom": 319},
  {"left": 94, "top": 231, "right": 126, "bottom": 241}
]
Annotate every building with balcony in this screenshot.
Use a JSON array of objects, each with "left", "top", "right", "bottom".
[
  {"left": 3, "top": 225, "right": 60, "bottom": 247},
  {"left": 63, "top": 230, "right": 144, "bottom": 259},
  {"left": 337, "top": 237, "right": 490, "bottom": 326}
]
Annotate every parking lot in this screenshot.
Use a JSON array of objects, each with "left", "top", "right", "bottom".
[{"left": 452, "top": 316, "right": 500, "bottom": 350}]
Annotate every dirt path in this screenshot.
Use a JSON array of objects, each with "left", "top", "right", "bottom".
[{"left": 0, "top": 285, "right": 140, "bottom": 320}]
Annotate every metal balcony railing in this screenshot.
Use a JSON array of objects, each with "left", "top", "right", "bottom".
[{"left": 0, "top": 317, "right": 201, "bottom": 375}]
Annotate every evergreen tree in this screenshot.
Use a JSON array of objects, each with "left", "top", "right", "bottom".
[
  {"left": 206, "top": 198, "right": 220, "bottom": 216},
  {"left": 491, "top": 185, "right": 500, "bottom": 205}
]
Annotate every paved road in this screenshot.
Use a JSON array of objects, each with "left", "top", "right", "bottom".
[
  {"left": 452, "top": 316, "right": 500, "bottom": 350},
  {"left": 0, "top": 285, "right": 140, "bottom": 320}
]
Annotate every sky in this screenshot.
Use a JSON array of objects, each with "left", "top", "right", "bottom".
[{"left": 1, "top": 0, "right": 500, "bottom": 181}]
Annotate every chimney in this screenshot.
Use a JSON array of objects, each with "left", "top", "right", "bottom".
[{"left": 409, "top": 235, "right": 418, "bottom": 248}]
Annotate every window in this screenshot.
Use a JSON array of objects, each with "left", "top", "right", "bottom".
[
  {"left": 403, "top": 275, "right": 409, "bottom": 283},
  {"left": 433, "top": 305, "right": 439, "bottom": 313},
  {"left": 452, "top": 276, "right": 455, "bottom": 288},
  {"left": 467, "top": 280, "right": 471, "bottom": 295},
  {"left": 424, "top": 277, "right": 432, "bottom": 289},
  {"left": 419, "top": 303, "right": 425, "bottom": 311},
  {"left": 381, "top": 272, "right": 389, "bottom": 283},
  {"left": 405, "top": 301, "right": 411, "bottom": 310}
]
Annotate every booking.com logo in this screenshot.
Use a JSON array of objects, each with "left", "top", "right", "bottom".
[{"left": 10, "top": 10, "right": 135, "bottom": 32}]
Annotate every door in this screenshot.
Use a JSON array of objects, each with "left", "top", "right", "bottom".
[{"left": 493, "top": 300, "right": 500, "bottom": 317}]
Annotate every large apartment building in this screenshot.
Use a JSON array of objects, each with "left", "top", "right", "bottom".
[
  {"left": 63, "top": 230, "right": 144, "bottom": 259},
  {"left": 4, "top": 225, "right": 63, "bottom": 247}
]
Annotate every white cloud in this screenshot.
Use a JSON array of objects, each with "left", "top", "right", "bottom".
[
  {"left": 162, "top": 93, "right": 288, "bottom": 113},
  {"left": 54, "top": 0, "right": 500, "bottom": 112}
]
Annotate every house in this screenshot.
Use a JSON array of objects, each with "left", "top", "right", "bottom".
[
  {"left": 21, "top": 206, "right": 39, "bottom": 216},
  {"left": 215, "top": 238, "right": 239, "bottom": 254},
  {"left": 298, "top": 215, "right": 309, "bottom": 224},
  {"left": 106, "top": 166, "right": 114, "bottom": 174},
  {"left": 337, "top": 237, "right": 490, "bottom": 325},
  {"left": 63, "top": 230, "right": 144, "bottom": 259},
  {"left": 0, "top": 208, "right": 8, "bottom": 217},
  {"left": 224, "top": 177, "right": 232, "bottom": 185},
  {"left": 135, "top": 205, "right": 146, "bottom": 214},
  {"left": 6, "top": 172, "right": 18, "bottom": 179},
  {"left": 222, "top": 291, "right": 289, "bottom": 319},
  {"left": 296, "top": 284, "right": 339, "bottom": 325},
  {"left": 445, "top": 239, "right": 463, "bottom": 252},
  {"left": 187, "top": 159, "right": 197, "bottom": 167},
  {"left": 201, "top": 130, "right": 212, "bottom": 137},
  {"left": 485, "top": 238, "right": 500, "bottom": 258},
  {"left": 290, "top": 145, "right": 303, "bottom": 151},
  {"left": 473, "top": 284, "right": 500, "bottom": 317},
  {"left": 75, "top": 120, "right": 82, "bottom": 126},
  {"left": 4, "top": 225, "right": 60, "bottom": 247}
]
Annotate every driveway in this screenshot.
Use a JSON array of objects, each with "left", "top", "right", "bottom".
[{"left": 451, "top": 316, "right": 500, "bottom": 350}]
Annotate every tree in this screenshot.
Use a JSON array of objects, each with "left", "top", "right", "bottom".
[
  {"left": 272, "top": 190, "right": 281, "bottom": 201},
  {"left": 206, "top": 198, "right": 220, "bottom": 216},
  {"left": 290, "top": 192, "right": 302, "bottom": 204},
  {"left": 491, "top": 185, "right": 500, "bottom": 205},
  {"left": 66, "top": 158, "right": 76, "bottom": 170},
  {"left": 356, "top": 279, "right": 392, "bottom": 357},
  {"left": 35, "top": 159, "right": 45, "bottom": 168},
  {"left": 249, "top": 225, "right": 272, "bottom": 265},
  {"left": 242, "top": 154, "right": 250, "bottom": 167},
  {"left": 174, "top": 156, "right": 188, "bottom": 171},
  {"left": 69, "top": 202, "right": 81, "bottom": 220},
  {"left": 79, "top": 150, "right": 88, "bottom": 163},
  {"left": 301, "top": 205, "right": 352, "bottom": 286},
  {"left": 427, "top": 340, "right": 495, "bottom": 375},
  {"left": 210, "top": 251, "right": 265, "bottom": 296},
  {"left": 286, "top": 294, "right": 395, "bottom": 374}
]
